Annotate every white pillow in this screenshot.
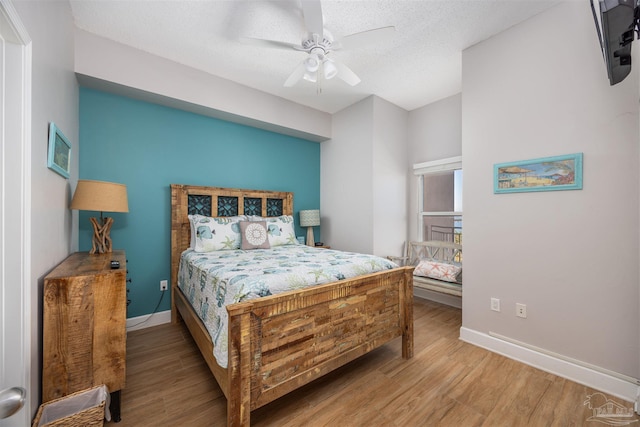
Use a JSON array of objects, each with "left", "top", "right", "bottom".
[
  {"left": 414, "top": 260, "right": 462, "bottom": 283},
  {"left": 248, "top": 215, "right": 298, "bottom": 246},
  {"left": 263, "top": 215, "right": 297, "bottom": 246},
  {"left": 188, "top": 215, "right": 245, "bottom": 252}
]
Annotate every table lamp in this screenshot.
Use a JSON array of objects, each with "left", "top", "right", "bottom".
[
  {"left": 70, "top": 180, "right": 129, "bottom": 254},
  {"left": 299, "top": 209, "right": 320, "bottom": 246}
]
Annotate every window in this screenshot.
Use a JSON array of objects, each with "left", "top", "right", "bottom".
[{"left": 414, "top": 157, "right": 462, "bottom": 245}]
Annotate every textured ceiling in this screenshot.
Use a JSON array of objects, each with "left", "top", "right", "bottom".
[{"left": 69, "top": 0, "right": 559, "bottom": 114}]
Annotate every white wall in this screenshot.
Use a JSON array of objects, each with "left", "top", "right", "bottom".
[
  {"left": 462, "top": 0, "right": 638, "bottom": 383},
  {"left": 322, "top": 96, "right": 408, "bottom": 256},
  {"left": 372, "top": 97, "right": 408, "bottom": 256},
  {"left": 12, "top": 0, "right": 79, "bottom": 416},
  {"left": 407, "top": 94, "right": 462, "bottom": 243},
  {"left": 408, "top": 93, "right": 462, "bottom": 162},
  {"left": 322, "top": 97, "right": 374, "bottom": 253},
  {"left": 74, "top": 30, "right": 331, "bottom": 142}
]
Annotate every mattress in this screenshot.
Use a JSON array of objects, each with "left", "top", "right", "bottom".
[{"left": 177, "top": 245, "right": 398, "bottom": 368}]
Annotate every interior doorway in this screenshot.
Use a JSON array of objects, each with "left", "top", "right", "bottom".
[{"left": 0, "top": 1, "right": 32, "bottom": 425}]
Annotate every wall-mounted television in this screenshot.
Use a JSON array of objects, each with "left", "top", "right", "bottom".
[{"left": 590, "top": 0, "right": 639, "bottom": 85}]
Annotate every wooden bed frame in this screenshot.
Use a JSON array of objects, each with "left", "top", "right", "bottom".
[{"left": 170, "top": 184, "right": 414, "bottom": 426}]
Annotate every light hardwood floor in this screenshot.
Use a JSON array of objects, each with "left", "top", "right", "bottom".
[{"left": 107, "top": 298, "right": 639, "bottom": 426}]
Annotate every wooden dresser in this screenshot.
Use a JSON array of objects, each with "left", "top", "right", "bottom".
[{"left": 43, "top": 250, "right": 127, "bottom": 421}]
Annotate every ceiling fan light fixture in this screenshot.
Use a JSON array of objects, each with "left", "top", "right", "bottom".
[
  {"left": 323, "top": 59, "right": 338, "bottom": 80},
  {"left": 304, "top": 53, "right": 320, "bottom": 72},
  {"left": 303, "top": 71, "right": 317, "bottom": 83},
  {"left": 241, "top": 0, "right": 392, "bottom": 90}
]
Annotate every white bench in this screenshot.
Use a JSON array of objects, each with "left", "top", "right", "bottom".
[{"left": 389, "top": 241, "right": 462, "bottom": 297}]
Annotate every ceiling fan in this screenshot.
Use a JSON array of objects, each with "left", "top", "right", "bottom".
[{"left": 241, "top": 0, "right": 395, "bottom": 88}]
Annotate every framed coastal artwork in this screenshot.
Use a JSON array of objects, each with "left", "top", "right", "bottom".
[
  {"left": 47, "top": 122, "right": 71, "bottom": 179},
  {"left": 494, "top": 153, "right": 583, "bottom": 194}
]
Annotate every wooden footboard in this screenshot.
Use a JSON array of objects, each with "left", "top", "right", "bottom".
[
  {"left": 174, "top": 266, "right": 413, "bottom": 426},
  {"left": 170, "top": 184, "right": 414, "bottom": 426}
]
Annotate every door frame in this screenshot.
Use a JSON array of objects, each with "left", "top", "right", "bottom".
[{"left": 0, "top": 1, "right": 32, "bottom": 425}]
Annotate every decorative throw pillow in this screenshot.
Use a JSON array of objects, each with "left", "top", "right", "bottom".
[
  {"left": 188, "top": 215, "right": 244, "bottom": 252},
  {"left": 189, "top": 215, "right": 200, "bottom": 249},
  {"left": 414, "top": 260, "right": 462, "bottom": 283},
  {"left": 263, "top": 215, "right": 297, "bottom": 246},
  {"left": 240, "top": 221, "right": 271, "bottom": 250}
]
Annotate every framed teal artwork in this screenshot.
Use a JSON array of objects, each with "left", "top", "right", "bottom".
[
  {"left": 47, "top": 122, "right": 71, "bottom": 179},
  {"left": 494, "top": 153, "right": 583, "bottom": 194}
]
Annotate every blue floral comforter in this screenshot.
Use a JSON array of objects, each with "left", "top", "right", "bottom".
[{"left": 177, "top": 245, "right": 398, "bottom": 368}]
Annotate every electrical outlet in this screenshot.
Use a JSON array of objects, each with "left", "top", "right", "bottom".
[
  {"left": 160, "top": 280, "right": 168, "bottom": 291},
  {"left": 516, "top": 303, "right": 527, "bottom": 318},
  {"left": 490, "top": 298, "right": 500, "bottom": 312}
]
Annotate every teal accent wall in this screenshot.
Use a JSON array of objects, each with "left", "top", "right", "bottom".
[{"left": 79, "top": 88, "right": 320, "bottom": 318}]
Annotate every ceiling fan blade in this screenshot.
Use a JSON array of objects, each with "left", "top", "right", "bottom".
[
  {"left": 335, "top": 26, "right": 395, "bottom": 50},
  {"left": 284, "top": 62, "right": 307, "bottom": 87},
  {"left": 334, "top": 61, "right": 361, "bottom": 86},
  {"left": 301, "top": 0, "right": 324, "bottom": 37},
  {"left": 239, "top": 37, "right": 303, "bottom": 51}
]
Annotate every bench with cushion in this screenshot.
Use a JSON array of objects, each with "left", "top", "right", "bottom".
[{"left": 390, "top": 240, "right": 462, "bottom": 297}]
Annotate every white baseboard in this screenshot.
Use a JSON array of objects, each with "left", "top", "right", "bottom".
[
  {"left": 126, "top": 309, "right": 171, "bottom": 332},
  {"left": 414, "top": 288, "right": 462, "bottom": 309},
  {"left": 459, "top": 327, "right": 640, "bottom": 403}
]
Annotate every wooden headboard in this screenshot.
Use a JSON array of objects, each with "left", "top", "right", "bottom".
[{"left": 170, "top": 184, "right": 294, "bottom": 320}]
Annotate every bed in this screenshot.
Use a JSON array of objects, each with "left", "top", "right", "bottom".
[{"left": 170, "top": 184, "right": 414, "bottom": 426}]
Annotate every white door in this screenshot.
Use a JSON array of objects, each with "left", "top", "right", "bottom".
[{"left": 0, "top": 2, "right": 32, "bottom": 426}]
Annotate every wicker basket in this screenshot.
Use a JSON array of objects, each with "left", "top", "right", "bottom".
[{"left": 32, "top": 385, "right": 108, "bottom": 427}]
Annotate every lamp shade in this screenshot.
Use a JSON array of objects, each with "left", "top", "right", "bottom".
[
  {"left": 303, "top": 71, "right": 317, "bottom": 83},
  {"left": 304, "top": 53, "right": 320, "bottom": 73},
  {"left": 323, "top": 60, "right": 338, "bottom": 80},
  {"left": 70, "top": 180, "right": 129, "bottom": 213},
  {"left": 299, "top": 209, "right": 320, "bottom": 227}
]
